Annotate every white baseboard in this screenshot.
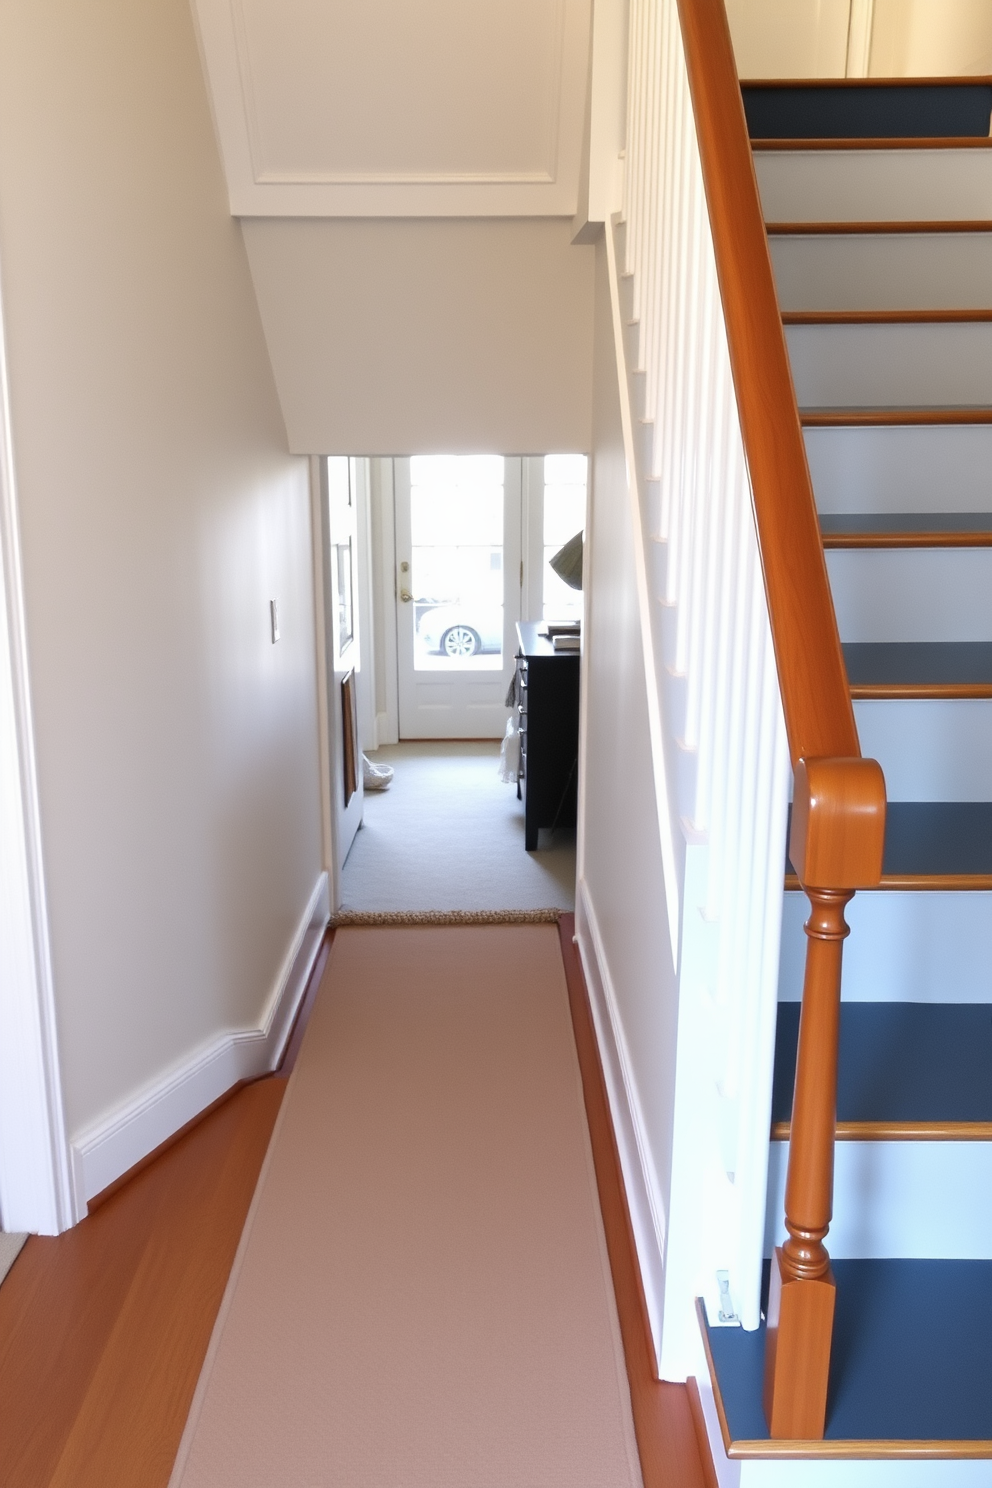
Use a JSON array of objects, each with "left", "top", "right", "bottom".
[
  {"left": 70, "top": 872, "right": 329, "bottom": 1208},
  {"left": 575, "top": 875, "right": 668, "bottom": 1373}
]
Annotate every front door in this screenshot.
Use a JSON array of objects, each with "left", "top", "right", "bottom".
[{"left": 395, "top": 456, "right": 522, "bottom": 739}]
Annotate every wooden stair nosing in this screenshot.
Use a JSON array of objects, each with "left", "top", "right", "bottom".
[
  {"left": 771, "top": 1119, "right": 992, "bottom": 1142},
  {"left": 801, "top": 408, "right": 992, "bottom": 426},
  {"left": 785, "top": 871, "right": 992, "bottom": 891},
  {"left": 767, "top": 219, "right": 992, "bottom": 235},
  {"left": 784, "top": 308, "right": 992, "bottom": 325},
  {"left": 742, "top": 75, "right": 992, "bottom": 90},
  {"left": 849, "top": 682, "right": 992, "bottom": 700}
]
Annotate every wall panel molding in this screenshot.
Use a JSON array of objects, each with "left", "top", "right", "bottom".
[{"left": 192, "top": 0, "right": 591, "bottom": 215}]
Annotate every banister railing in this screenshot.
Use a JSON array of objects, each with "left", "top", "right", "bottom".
[
  {"left": 620, "top": 0, "right": 887, "bottom": 1439},
  {"left": 674, "top": 0, "right": 887, "bottom": 1438}
]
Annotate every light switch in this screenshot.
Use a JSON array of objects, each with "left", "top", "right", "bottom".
[{"left": 270, "top": 599, "right": 280, "bottom": 643}]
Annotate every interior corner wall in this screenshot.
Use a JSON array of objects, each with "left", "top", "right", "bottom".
[
  {"left": 579, "top": 237, "right": 680, "bottom": 1346},
  {"left": 0, "top": 0, "right": 322, "bottom": 1148},
  {"left": 240, "top": 217, "right": 595, "bottom": 456}
]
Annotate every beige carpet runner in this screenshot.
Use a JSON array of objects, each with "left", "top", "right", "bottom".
[{"left": 170, "top": 925, "right": 642, "bottom": 1487}]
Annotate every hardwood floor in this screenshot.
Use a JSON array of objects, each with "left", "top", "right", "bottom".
[
  {"left": 557, "top": 916, "right": 717, "bottom": 1488},
  {"left": 0, "top": 921, "right": 715, "bottom": 1488},
  {"left": 0, "top": 1077, "right": 286, "bottom": 1488}
]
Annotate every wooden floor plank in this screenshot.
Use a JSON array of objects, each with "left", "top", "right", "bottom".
[
  {"left": 557, "top": 915, "right": 714, "bottom": 1488},
  {"left": 0, "top": 1078, "right": 285, "bottom": 1488}
]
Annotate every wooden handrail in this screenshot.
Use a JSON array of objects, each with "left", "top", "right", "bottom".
[{"left": 674, "top": 0, "right": 887, "bottom": 1440}]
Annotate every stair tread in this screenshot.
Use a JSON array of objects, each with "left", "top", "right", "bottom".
[
  {"left": 742, "top": 81, "right": 992, "bottom": 142},
  {"left": 704, "top": 1259, "right": 992, "bottom": 1447},
  {"left": 843, "top": 640, "right": 992, "bottom": 689},
  {"left": 772, "top": 1003, "right": 992, "bottom": 1126},
  {"left": 823, "top": 513, "right": 992, "bottom": 548},
  {"left": 787, "top": 801, "right": 992, "bottom": 879}
]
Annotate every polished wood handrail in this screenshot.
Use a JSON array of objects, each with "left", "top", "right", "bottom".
[
  {"left": 675, "top": 0, "right": 887, "bottom": 1440},
  {"left": 676, "top": 0, "right": 857, "bottom": 766}
]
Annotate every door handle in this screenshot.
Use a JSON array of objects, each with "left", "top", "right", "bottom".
[{"left": 400, "top": 589, "right": 413, "bottom": 603}]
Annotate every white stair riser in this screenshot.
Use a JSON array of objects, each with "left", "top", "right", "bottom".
[
  {"left": 771, "top": 233, "right": 992, "bottom": 313},
  {"left": 737, "top": 1463, "right": 992, "bottom": 1487},
  {"left": 756, "top": 148, "right": 992, "bottom": 224},
  {"left": 826, "top": 546, "right": 992, "bottom": 641},
  {"left": 855, "top": 699, "right": 992, "bottom": 802},
  {"left": 786, "top": 321, "right": 992, "bottom": 409},
  {"left": 766, "top": 1140, "right": 992, "bottom": 1260},
  {"left": 806, "top": 424, "right": 992, "bottom": 514},
  {"left": 779, "top": 890, "right": 992, "bottom": 1004}
]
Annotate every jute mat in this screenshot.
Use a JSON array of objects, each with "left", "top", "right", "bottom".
[{"left": 170, "top": 925, "right": 642, "bottom": 1488}]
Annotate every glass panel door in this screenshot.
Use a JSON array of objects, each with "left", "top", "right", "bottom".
[{"left": 395, "top": 456, "right": 521, "bottom": 739}]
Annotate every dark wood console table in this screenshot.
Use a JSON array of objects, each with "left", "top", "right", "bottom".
[{"left": 514, "top": 622, "right": 580, "bottom": 851}]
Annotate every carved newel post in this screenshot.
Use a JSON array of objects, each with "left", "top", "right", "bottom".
[{"left": 763, "top": 757, "right": 886, "bottom": 1439}]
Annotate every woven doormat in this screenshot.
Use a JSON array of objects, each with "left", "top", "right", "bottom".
[{"left": 332, "top": 908, "right": 561, "bottom": 927}]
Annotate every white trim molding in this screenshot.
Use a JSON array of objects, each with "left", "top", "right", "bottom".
[
  {"left": 575, "top": 876, "right": 669, "bottom": 1371},
  {"left": 70, "top": 872, "right": 330, "bottom": 1207},
  {"left": 0, "top": 260, "right": 77, "bottom": 1236}
]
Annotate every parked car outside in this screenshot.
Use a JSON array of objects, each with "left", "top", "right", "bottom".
[{"left": 416, "top": 603, "right": 503, "bottom": 657}]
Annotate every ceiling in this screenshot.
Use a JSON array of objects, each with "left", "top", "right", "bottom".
[{"left": 192, "top": 0, "right": 593, "bottom": 216}]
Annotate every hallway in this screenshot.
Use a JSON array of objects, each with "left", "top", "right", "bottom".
[{"left": 340, "top": 742, "right": 577, "bottom": 915}]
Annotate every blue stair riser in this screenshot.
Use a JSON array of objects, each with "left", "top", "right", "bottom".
[{"left": 742, "top": 84, "right": 992, "bottom": 142}]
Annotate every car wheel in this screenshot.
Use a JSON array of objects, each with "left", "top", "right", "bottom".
[{"left": 441, "top": 625, "right": 481, "bottom": 658}]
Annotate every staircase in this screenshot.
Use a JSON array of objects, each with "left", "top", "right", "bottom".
[{"left": 699, "top": 78, "right": 992, "bottom": 1479}]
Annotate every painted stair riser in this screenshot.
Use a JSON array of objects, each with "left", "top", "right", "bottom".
[
  {"left": 806, "top": 424, "right": 992, "bottom": 514},
  {"left": 779, "top": 890, "right": 992, "bottom": 1004},
  {"left": 770, "top": 234, "right": 992, "bottom": 314},
  {"left": 854, "top": 699, "right": 992, "bottom": 800},
  {"left": 755, "top": 149, "right": 992, "bottom": 225},
  {"left": 766, "top": 1140, "right": 992, "bottom": 1261},
  {"left": 786, "top": 321, "right": 992, "bottom": 410},
  {"left": 825, "top": 547, "right": 992, "bottom": 642}
]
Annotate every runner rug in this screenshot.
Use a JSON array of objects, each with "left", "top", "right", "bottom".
[{"left": 170, "top": 924, "right": 642, "bottom": 1488}]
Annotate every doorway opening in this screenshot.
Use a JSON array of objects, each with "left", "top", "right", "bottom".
[{"left": 322, "top": 454, "right": 587, "bottom": 916}]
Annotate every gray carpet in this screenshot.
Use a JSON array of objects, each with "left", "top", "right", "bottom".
[
  {"left": 340, "top": 742, "right": 576, "bottom": 913},
  {"left": 0, "top": 1232, "right": 26, "bottom": 1289}
]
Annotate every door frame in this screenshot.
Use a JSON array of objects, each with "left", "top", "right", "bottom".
[{"left": 0, "top": 280, "right": 78, "bottom": 1234}]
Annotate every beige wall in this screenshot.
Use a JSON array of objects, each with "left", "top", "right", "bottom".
[
  {"left": 0, "top": 0, "right": 322, "bottom": 1137},
  {"left": 870, "top": 0, "right": 992, "bottom": 77},
  {"left": 240, "top": 217, "right": 595, "bottom": 455}
]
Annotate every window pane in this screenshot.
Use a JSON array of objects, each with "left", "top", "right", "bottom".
[
  {"left": 411, "top": 456, "right": 505, "bottom": 671},
  {"left": 543, "top": 454, "right": 587, "bottom": 623}
]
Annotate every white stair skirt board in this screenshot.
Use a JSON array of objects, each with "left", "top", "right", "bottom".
[
  {"left": 779, "top": 890, "right": 992, "bottom": 1006},
  {"left": 805, "top": 425, "right": 992, "bottom": 515},
  {"left": 575, "top": 877, "right": 668, "bottom": 1372},
  {"left": 767, "top": 1140, "right": 992, "bottom": 1261},
  {"left": 853, "top": 700, "right": 992, "bottom": 803},
  {"left": 755, "top": 149, "right": 992, "bottom": 226},
  {"left": 69, "top": 872, "right": 329, "bottom": 1207},
  {"left": 786, "top": 321, "right": 992, "bottom": 410},
  {"left": 770, "top": 233, "right": 992, "bottom": 314},
  {"left": 825, "top": 548, "right": 992, "bottom": 642}
]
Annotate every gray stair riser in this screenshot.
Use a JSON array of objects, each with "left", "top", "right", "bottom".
[
  {"left": 779, "top": 889, "right": 992, "bottom": 1005},
  {"left": 855, "top": 699, "right": 992, "bottom": 801},
  {"left": 805, "top": 423, "right": 992, "bottom": 513},
  {"left": 786, "top": 321, "right": 992, "bottom": 409},
  {"left": 770, "top": 232, "right": 992, "bottom": 313},
  {"left": 826, "top": 546, "right": 992, "bottom": 641},
  {"left": 755, "top": 147, "right": 992, "bottom": 224},
  {"left": 766, "top": 1139, "right": 992, "bottom": 1260}
]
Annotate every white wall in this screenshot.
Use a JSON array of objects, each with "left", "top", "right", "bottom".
[
  {"left": 0, "top": 0, "right": 323, "bottom": 1166},
  {"left": 729, "top": 0, "right": 992, "bottom": 79},
  {"left": 240, "top": 217, "right": 595, "bottom": 455},
  {"left": 577, "top": 240, "right": 679, "bottom": 1357}
]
